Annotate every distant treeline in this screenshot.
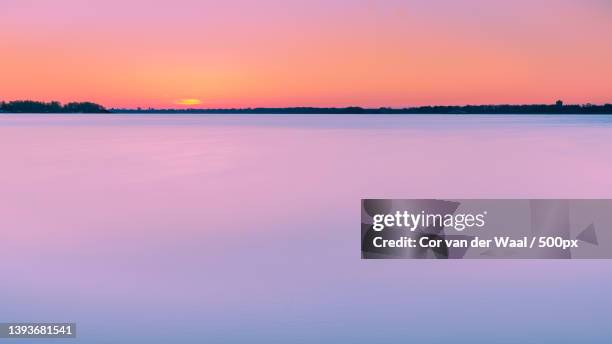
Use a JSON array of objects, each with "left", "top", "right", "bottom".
[
  {"left": 113, "top": 103, "right": 612, "bottom": 114},
  {"left": 2, "top": 100, "right": 612, "bottom": 114},
  {"left": 0, "top": 100, "right": 108, "bottom": 113}
]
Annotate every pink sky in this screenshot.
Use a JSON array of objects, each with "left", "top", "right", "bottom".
[{"left": 1, "top": 0, "right": 611, "bottom": 108}]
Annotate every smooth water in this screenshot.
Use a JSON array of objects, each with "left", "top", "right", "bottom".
[{"left": 1, "top": 114, "right": 611, "bottom": 343}]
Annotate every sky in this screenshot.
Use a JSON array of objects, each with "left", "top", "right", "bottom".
[{"left": 1, "top": 0, "right": 611, "bottom": 108}]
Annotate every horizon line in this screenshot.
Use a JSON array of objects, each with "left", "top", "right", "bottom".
[
  {"left": 111, "top": 102, "right": 612, "bottom": 111},
  {"left": 3, "top": 99, "right": 612, "bottom": 110},
  {"left": 2, "top": 100, "right": 612, "bottom": 114}
]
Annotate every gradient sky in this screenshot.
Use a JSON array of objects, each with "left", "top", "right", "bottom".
[{"left": 1, "top": 0, "right": 611, "bottom": 108}]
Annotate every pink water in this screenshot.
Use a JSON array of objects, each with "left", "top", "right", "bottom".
[{"left": 1, "top": 114, "right": 611, "bottom": 343}]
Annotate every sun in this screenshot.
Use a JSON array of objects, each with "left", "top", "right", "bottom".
[{"left": 175, "top": 98, "right": 202, "bottom": 106}]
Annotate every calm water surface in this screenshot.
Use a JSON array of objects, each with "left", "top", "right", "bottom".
[{"left": 1, "top": 114, "right": 611, "bottom": 343}]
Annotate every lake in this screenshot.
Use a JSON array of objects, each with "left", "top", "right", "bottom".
[{"left": 1, "top": 114, "right": 611, "bottom": 343}]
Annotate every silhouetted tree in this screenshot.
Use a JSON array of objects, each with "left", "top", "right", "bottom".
[
  {"left": 0, "top": 100, "right": 108, "bottom": 113},
  {"left": 63, "top": 102, "right": 107, "bottom": 113}
]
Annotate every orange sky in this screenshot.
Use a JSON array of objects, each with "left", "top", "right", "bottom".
[{"left": 1, "top": 0, "right": 611, "bottom": 108}]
